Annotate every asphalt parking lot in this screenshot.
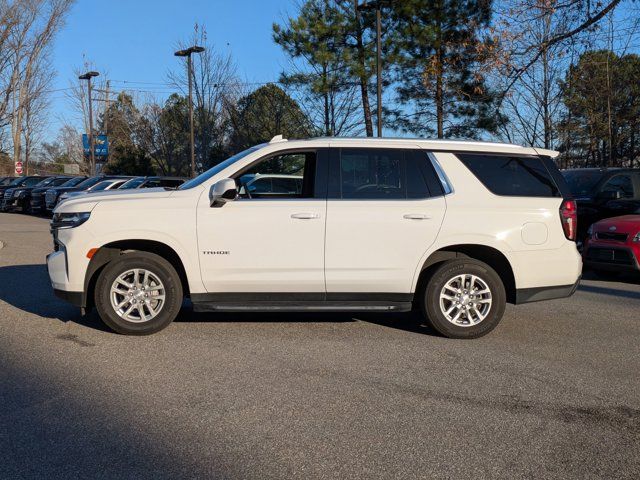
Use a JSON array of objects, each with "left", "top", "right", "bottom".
[{"left": 0, "top": 213, "right": 639, "bottom": 479}]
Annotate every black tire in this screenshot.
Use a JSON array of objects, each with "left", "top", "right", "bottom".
[
  {"left": 421, "top": 259, "right": 506, "bottom": 339},
  {"left": 95, "top": 251, "right": 183, "bottom": 335}
]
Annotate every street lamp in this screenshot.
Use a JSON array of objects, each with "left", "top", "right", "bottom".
[
  {"left": 357, "top": 1, "right": 386, "bottom": 137},
  {"left": 79, "top": 71, "right": 99, "bottom": 175},
  {"left": 175, "top": 45, "right": 205, "bottom": 178}
]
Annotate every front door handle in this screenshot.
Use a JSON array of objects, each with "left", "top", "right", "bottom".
[
  {"left": 291, "top": 212, "right": 320, "bottom": 220},
  {"left": 403, "top": 214, "right": 431, "bottom": 220}
]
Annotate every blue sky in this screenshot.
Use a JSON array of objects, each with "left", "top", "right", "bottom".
[
  {"left": 48, "top": 0, "right": 293, "bottom": 134},
  {"left": 47, "top": 0, "right": 640, "bottom": 139}
]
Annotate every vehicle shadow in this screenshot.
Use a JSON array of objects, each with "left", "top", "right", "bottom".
[
  {"left": 1, "top": 264, "right": 411, "bottom": 332},
  {"left": 0, "top": 263, "right": 111, "bottom": 331}
]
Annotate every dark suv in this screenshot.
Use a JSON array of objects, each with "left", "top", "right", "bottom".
[
  {"left": 3, "top": 176, "right": 76, "bottom": 213},
  {"left": 561, "top": 168, "right": 640, "bottom": 241},
  {"left": 0, "top": 176, "right": 50, "bottom": 211},
  {"left": 44, "top": 175, "right": 128, "bottom": 212}
]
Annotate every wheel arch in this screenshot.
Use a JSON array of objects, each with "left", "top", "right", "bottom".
[
  {"left": 83, "top": 239, "right": 190, "bottom": 309},
  {"left": 415, "top": 244, "right": 517, "bottom": 304}
]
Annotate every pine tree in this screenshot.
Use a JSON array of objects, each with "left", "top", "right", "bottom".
[{"left": 389, "top": 0, "right": 501, "bottom": 139}]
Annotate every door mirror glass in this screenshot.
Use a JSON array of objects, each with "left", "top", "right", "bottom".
[{"left": 209, "top": 178, "right": 238, "bottom": 207}]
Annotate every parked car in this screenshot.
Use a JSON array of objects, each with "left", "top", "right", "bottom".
[
  {"left": 31, "top": 176, "right": 87, "bottom": 215},
  {"left": 44, "top": 175, "right": 126, "bottom": 212},
  {"left": 0, "top": 176, "right": 50, "bottom": 211},
  {"left": 58, "top": 177, "right": 133, "bottom": 203},
  {"left": 48, "top": 136, "right": 582, "bottom": 338},
  {"left": 118, "top": 176, "right": 187, "bottom": 190},
  {"left": 238, "top": 173, "right": 303, "bottom": 196},
  {"left": 3, "top": 176, "right": 74, "bottom": 213},
  {"left": 582, "top": 215, "right": 640, "bottom": 276},
  {"left": 561, "top": 168, "right": 640, "bottom": 241}
]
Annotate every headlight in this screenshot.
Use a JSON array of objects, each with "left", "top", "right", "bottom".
[
  {"left": 13, "top": 189, "right": 23, "bottom": 198},
  {"left": 51, "top": 212, "right": 91, "bottom": 229},
  {"left": 633, "top": 231, "right": 640, "bottom": 243},
  {"left": 586, "top": 225, "right": 593, "bottom": 239}
]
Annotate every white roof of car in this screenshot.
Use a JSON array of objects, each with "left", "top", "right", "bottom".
[{"left": 268, "top": 135, "right": 559, "bottom": 158}]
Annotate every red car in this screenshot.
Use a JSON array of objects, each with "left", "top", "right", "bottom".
[{"left": 583, "top": 215, "right": 640, "bottom": 275}]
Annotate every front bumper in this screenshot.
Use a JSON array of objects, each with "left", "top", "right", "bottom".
[
  {"left": 30, "top": 195, "right": 45, "bottom": 212},
  {"left": 53, "top": 288, "right": 84, "bottom": 307},
  {"left": 2, "top": 197, "right": 27, "bottom": 212},
  {"left": 583, "top": 244, "right": 640, "bottom": 273}
]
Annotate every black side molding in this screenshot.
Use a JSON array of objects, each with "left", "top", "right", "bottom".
[
  {"left": 193, "top": 301, "right": 413, "bottom": 313},
  {"left": 515, "top": 278, "right": 580, "bottom": 305}
]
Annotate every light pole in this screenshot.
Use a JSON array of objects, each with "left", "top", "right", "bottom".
[
  {"left": 357, "top": 1, "right": 385, "bottom": 137},
  {"left": 175, "top": 45, "right": 205, "bottom": 178},
  {"left": 79, "top": 71, "right": 99, "bottom": 175}
]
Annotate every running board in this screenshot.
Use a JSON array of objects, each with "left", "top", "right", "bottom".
[{"left": 192, "top": 301, "right": 413, "bottom": 313}]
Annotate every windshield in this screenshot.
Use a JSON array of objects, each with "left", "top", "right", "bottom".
[
  {"left": 75, "top": 176, "right": 108, "bottom": 190},
  {"left": 50, "top": 177, "right": 72, "bottom": 187},
  {"left": 34, "top": 177, "right": 56, "bottom": 188},
  {"left": 10, "top": 177, "right": 27, "bottom": 186},
  {"left": 561, "top": 170, "right": 603, "bottom": 196},
  {"left": 23, "top": 177, "right": 47, "bottom": 187},
  {"left": 179, "top": 145, "right": 266, "bottom": 190},
  {"left": 61, "top": 177, "right": 87, "bottom": 187},
  {"left": 90, "top": 180, "right": 116, "bottom": 191},
  {"left": 119, "top": 177, "right": 146, "bottom": 189}
]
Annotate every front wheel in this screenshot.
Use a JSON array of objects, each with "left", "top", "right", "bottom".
[
  {"left": 95, "top": 251, "right": 183, "bottom": 335},
  {"left": 422, "top": 259, "right": 506, "bottom": 339}
]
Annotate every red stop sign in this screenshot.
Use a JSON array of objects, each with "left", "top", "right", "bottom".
[{"left": 15, "top": 162, "right": 23, "bottom": 175}]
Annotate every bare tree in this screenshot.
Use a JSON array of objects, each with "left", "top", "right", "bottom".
[{"left": 6, "top": 0, "right": 74, "bottom": 170}]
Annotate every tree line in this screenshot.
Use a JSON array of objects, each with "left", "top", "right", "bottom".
[{"left": 1, "top": 0, "right": 637, "bottom": 178}]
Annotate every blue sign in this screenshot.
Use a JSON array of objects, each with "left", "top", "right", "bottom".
[{"left": 82, "top": 134, "right": 108, "bottom": 158}]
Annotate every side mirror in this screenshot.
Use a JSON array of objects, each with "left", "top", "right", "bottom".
[{"left": 209, "top": 178, "right": 238, "bottom": 208}]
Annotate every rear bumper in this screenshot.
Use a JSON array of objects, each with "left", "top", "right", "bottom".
[{"left": 515, "top": 277, "right": 581, "bottom": 304}]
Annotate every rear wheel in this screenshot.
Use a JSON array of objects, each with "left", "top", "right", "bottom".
[
  {"left": 421, "top": 259, "right": 506, "bottom": 339},
  {"left": 95, "top": 251, "right": 183, "bottom": 335}
]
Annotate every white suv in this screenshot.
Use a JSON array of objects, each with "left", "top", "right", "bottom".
[{"left": 47, "top": 136, "right": 582, "bottom": 338}]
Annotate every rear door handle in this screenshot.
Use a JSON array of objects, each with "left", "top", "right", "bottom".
[
  {"left": 403, "top": 214, "right": 431, "bottom": 220},
  {"left": 291, "top": 212, "right": 320, "bottom": 220}
]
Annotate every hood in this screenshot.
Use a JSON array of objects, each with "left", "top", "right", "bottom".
[
  {"left": 593, "top": 215, "right": 640, "bottom": 233},
  {"left": 56, "top": 187, "right": 174, "bottom": 213},
  {"left": 48, "top": 186, "right": 82, "bottom": 194}
]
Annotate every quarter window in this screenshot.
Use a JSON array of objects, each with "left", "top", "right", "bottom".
[{"left": 457, "top": 154, "right": 561, "bottom": 197}]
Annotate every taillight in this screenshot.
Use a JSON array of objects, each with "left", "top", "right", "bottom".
[{"left": 560, "top": 199, "right": 577, "bottom": 241}]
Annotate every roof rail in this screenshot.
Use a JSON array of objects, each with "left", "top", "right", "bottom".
[{"left": 269, "top": 134, "right": 287, "bottom": 144}]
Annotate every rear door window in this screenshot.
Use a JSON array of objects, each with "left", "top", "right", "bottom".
[
  {"left": 332, "top": 148, "right": 437, "bottom": 200},
  {"left": 457, "top": 154, "right": 561, "bottom": 197}
]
